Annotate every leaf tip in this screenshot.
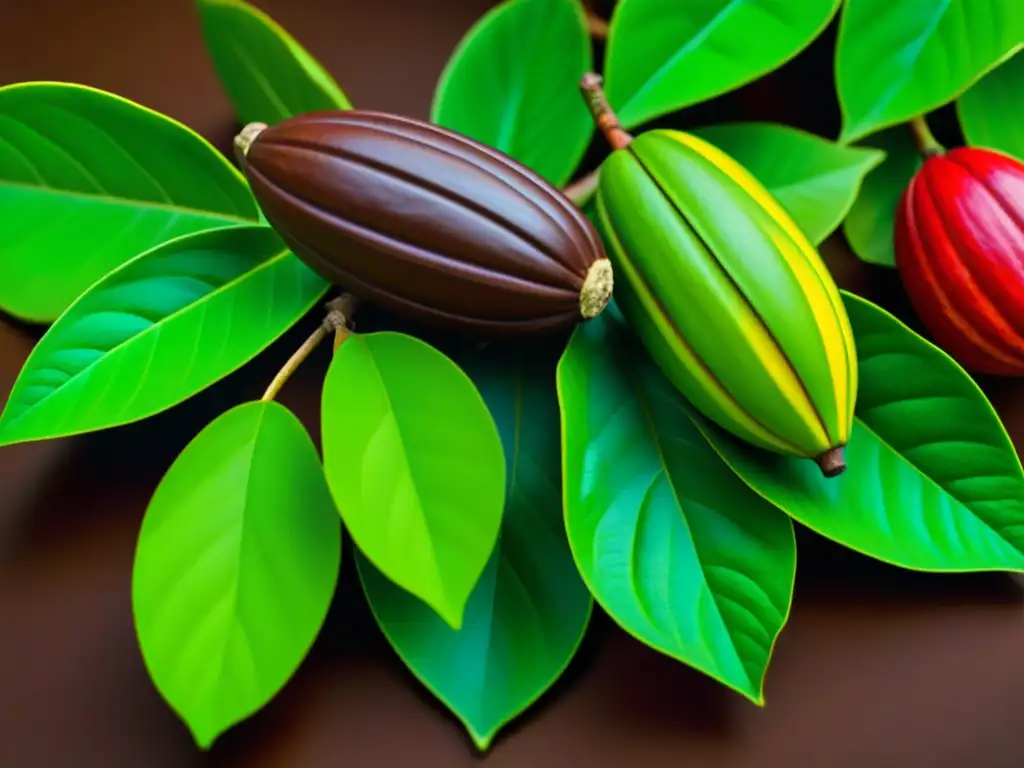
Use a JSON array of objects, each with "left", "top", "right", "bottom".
[
  {"left": 436, "top": 601, "right": 465, "bottom": 631},
  {"left": 470, "top": 726, "right": 496, "bottom": 752},
  {"left": 187, "top": 718, "right": 224, "bottom": 751}
]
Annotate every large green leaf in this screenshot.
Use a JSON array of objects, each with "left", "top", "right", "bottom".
[
  {"left": 0, "top": 81, "right": 259, "bottom": 323},
  {"left": 691, "top": 122, "right": 884, "bottom": 245},
  {"left": 358, "top": 342, "right": 592, "bottom": 750},
  {"left": 842, "top": 127, "right": 921, "bottom": 268},
  {"left": 836, "top": 0, "right": 1024, "bottom": 143},
  {"left": 557, "top": 306, "right": 796, "bottom": 703},
  {"left": 958, "top": 50, "right": 1024, "bottom": 161},
  {"left": 692, "top": 291, "right": 1024, "bottom": 573},
  {"left": 604, "top": 0, "right": 841, "bottom": 129},
  {"left": 430, "top": 0, "right": 593, "bottom": 187},
  {"left": 321, "top": 332, "right": 506, "bottom": 631},
  {"left": 0, "top": 225, "right": 327, "bottom": 446},
  {"left": 133, "top": 400, "right": 340, "bottom": 749},
  {"left": 196, "top": 0, "right": 351, "bottom": 126}
]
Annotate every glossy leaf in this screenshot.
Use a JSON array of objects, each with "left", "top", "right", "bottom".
[
  {"left": 321, "top": 332, "right": 506, "bottom": 631},
  {"left": 604, "top": 0, "right": 840, "bottom": 129},
  {"left": 132, "top": 400, "right": 341, "bottom": 749},
  {"left": 836, "top": 0, "right": 1024, "bottom": 143},
  {"left": 842, "top": 127, "right": 921, "bottom": 268},
  {"left": 0, "top": 225, "right": 327, "bottom": 446},
  {"left": 958, "top": 50, "right": 1024, "bottom": 161},
  {"left": 691, "top": 122, "right": 884, "bottom": 245},
  {"left": 359, "top": 342, "right": 592, "bottom": 750},
  {"left": 196, "top": 0, "right": 351, "bottom": 126},
  {"left": 557, "top": 306, "right": 796, "bottom": 703},
  {"left": 0, "top": 81, "right": 259, "bottom": 323},
  {"left": 431, "top": 0, "right": 593, "bottom": 187},
  {"left": 693, "top": 291, "right": 1024, "bottom": 572}
]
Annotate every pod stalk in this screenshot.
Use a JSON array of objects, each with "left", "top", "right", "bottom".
[
  {"left": 908, "top": 116, "right": 944, "bottom": 159},
  {"left": 815, "top": 446, "right": 847, "bottom": 479},
  {"left": 580, "top": 73, "right": 633, "bottom": 151},
  {"left": 261, "top": 293, "right": 359, "bottom": 401}
]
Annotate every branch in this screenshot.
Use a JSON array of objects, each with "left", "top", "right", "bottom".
[{"left": 261, "top": 293, "right": 359, "bottom": 401}]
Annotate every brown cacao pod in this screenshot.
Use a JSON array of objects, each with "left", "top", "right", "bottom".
[
  {"left": 894, "top": 145, "right": 1024, "bottom": 376},
  {"left": 234, "top": 111, "right": 613, "bottom": 335}
]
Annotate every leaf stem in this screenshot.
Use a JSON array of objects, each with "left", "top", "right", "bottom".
[
  {"left": 908, "top": 115, "right": 944, "bottom": 159},
  {"left": 564, "top": 169, "right": 599, "bottom": 207},
  {"left": 586, "top": 11, "right": 608, "bottom": 39},
  {"left": 261, "top": 293, "right": 359, "bottom": 401},
  {"left": 579, "top": 73, "right": 632, "bottom": 151}
]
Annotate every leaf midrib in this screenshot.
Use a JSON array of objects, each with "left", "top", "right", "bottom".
[
  {"left": 855, "top": 414, "right": 1024, "bottom": 558},
  {"left": 0, "top": 178, "right": 256, "bottom": 224},
  {"left": 2, "top": 245, "right": 291, "bottom": 432},
  {"left": 630, "top": 371, "right": 753, "bottom": 693},
  {"left": 849, "top": 0, "right": 956, "bottom": 129},
  {"left": 361, "top": 341, "right": 447, "bottom": 607},
  {"left": 614, "top": 0, "right": 747, "bottom": 121},
  {"left": 765, "top": 160, "right": 881, "bottom": 197},
  {"left": 210, "top": 403, "right": 270, "bottom": 713}
]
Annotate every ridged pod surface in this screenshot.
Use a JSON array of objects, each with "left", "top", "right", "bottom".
[
  {"left": 895, "top": 146, "right": 1024, "bottom": 376},
  {"left": 594, "top": 127, "right": 858, "bottom": 476},
  {"left": 235, "top": 110, "right": 613, "bottom": 335}
]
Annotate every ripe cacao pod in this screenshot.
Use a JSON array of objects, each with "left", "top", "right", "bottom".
[
  {"left": 233, "top": 111, "right": 613, "bottom": 335},
  {"left": 894, "top": 145, "right": 1024, "bottom": 376},
  {"left": 581, "top": 77, "right": 858, "bottom": 476}
]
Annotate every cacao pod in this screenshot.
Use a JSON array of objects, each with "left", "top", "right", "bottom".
[
  {"left": 581, "top": 77, "right": 858, "bottom": 476},
  {"left": 894, "top": 145, "right": 1024, "bottom": 376},
  {"left": 233, "top": 111, "right": 613, "bottom": 335}
]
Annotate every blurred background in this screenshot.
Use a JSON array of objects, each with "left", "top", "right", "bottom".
[{"left": 1, "top": 1, "right": 1023, "bottom": 765}]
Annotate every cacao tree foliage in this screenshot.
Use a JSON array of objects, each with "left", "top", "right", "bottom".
[{"left": 2, "top": 0, "right": 1024, "bottom": 753}]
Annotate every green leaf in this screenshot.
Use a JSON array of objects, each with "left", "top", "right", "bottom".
[
  {"left": 958, "top": 50, "right": 1024, "bottom": 161},
  {"left": 692, "top": 291, "right": 1024, "bottom": 573},
  {"left": 0, "top": 81, "right": 259, "bottom": 323},
  {"left": 557, "top": 306, "right": 796, "bottom": 704},
  {"left": 132, "top": 400, "right": 341, "bottom": 749},
  {"left": 604, "top": 0, "right": 841, "bottom": 129},
  {"left": 841, "top": 127, "right": 921, "bottom": 268},
  {"left": 690, "top": 122, "right": 885, "bottom": 245},
  {"left": 321, "top": 332, "right": 506, "bottom": 631},
  {"left": 836, "top": 0, "right": 1024, "bottom": 143},
  {"left": 430, "top": 0, "right": 593, "bottom": 187},
  {"left": 0, "top": 225, "right": 327, "bottom": 446},
  {"left": 358, "top": 342, "right": 592, "bottom": 751},
  {"left": 196, "top": 0, "right": 351, "bottom": 126}
]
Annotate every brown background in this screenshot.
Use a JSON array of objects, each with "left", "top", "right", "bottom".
[{"left": 2, "top": 1, "right": 1024, "bottom": 766}]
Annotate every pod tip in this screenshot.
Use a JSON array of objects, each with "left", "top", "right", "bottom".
[
  {"left": 580, "top": 258, "right": 614, "bottom": 319},
  {"left": 815, "top": 446, "right": 846, "bottom": 479},
  {"left": 233, "top": 122, "right": 268, "bottom": 164}
]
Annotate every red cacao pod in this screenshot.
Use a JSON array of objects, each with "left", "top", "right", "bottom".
[
  {"left": 894, "top": 146, "right": 1024, "bottom": 375},
  {"left": 234, "top": 111, "right": 613, "bottom": 336}
]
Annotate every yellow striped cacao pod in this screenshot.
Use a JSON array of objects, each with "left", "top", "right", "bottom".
[{"left": 581, "top": 75, "right": 858, "bottom": 477}]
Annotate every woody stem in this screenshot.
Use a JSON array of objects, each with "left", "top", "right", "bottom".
[
  {"left": 563, "top": 170, "right": 600, "bottom": 207},
  {"left": 586, "top": 11, "right": 608, "bottom": 39}
]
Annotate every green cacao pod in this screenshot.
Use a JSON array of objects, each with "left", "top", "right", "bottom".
[{"left": 586, "top": 81, "right": 858, "bottom": 477}]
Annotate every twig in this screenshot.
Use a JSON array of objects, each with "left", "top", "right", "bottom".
[{"left": 261, "top": 293, "right": 359, "bottom": 401}]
